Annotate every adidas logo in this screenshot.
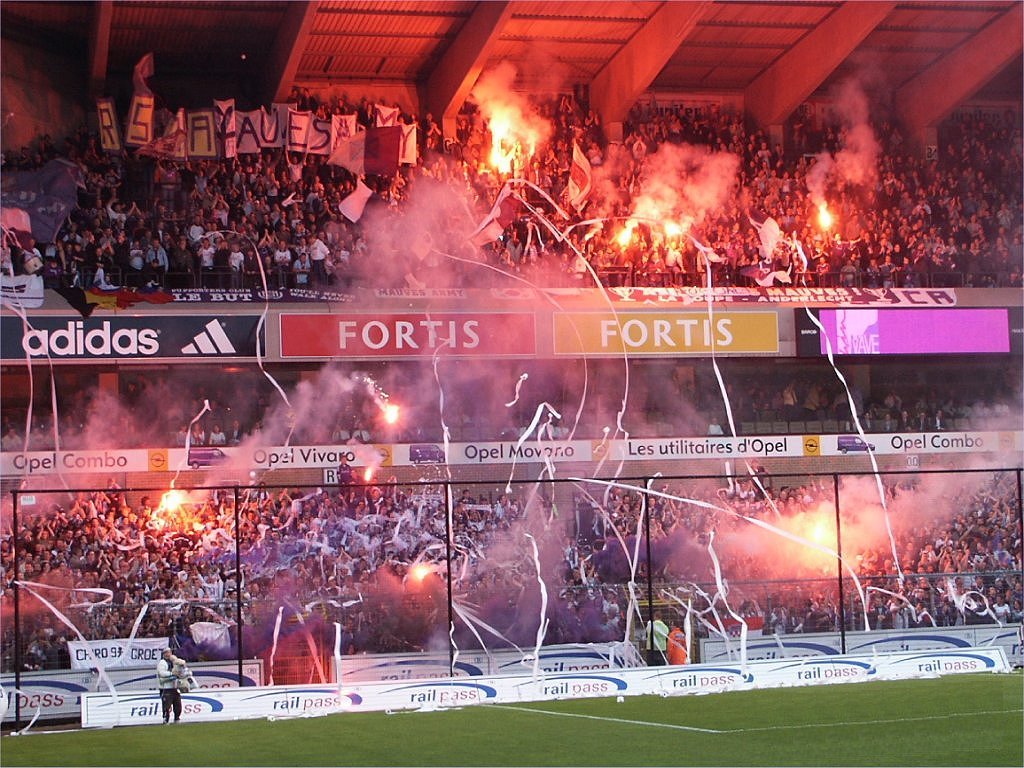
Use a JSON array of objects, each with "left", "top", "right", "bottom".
[{"left": 181, "top": 320, "right": 237, "bottom": 355}]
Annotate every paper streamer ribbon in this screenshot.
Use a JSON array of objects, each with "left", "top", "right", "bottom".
[
  {"left": 211, "top": 229, "right": 294, "bottom": 444},
  {"left": 524, "top": 533, "right": 550, "bottom": 681},
  {"left": 15, "top": 581, "right": 121, "bottom": 725},
  {"left": 268, "top": 606, "right": 284, "bottom": 686}
]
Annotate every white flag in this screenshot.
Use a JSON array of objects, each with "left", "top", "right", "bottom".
[
  {"left": 0, "top": 274, "right": 45, "bottom": 309},
  {"left": 568, "top": 141, "right": 592, "bottom": 211},
  {"left": 328, "top": 132, "right": 366, "bottom": 176},
  {"left": 339, "top": 180, "right": 374, "bottom": 222}
]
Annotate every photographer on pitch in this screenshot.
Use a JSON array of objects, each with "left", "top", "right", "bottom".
[{"left": 156, "top": 648, "right": 184, "bottom": 723}]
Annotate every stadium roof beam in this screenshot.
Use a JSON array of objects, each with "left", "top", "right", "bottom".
[
  {"left": 88, "top": 0, "right": 113, "bottom": 97},
  {"left": 267, "top": 0, "right": 319, "bottom": 104},
  {"left": 896, "top": 3, "right": 1023, "bottom": 143},
  {"left": 421, "top": 1, "right": 513, "bottom": 139},
  {"left": 589, "top": 2, "right": 710, "bottom": 138},
  {"left": 745, "top": 1, "right": 896, "bottom": 130}
]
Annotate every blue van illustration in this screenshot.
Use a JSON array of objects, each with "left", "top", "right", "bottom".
[
  {"left": 409, "top": 444, "right": 445, "bottom": 464},
  {"left": 837, "top": 435, "right": 875, "bottom": 454},
  {"left": 187, "top": 447, "right": 228, "bottom": 468}
]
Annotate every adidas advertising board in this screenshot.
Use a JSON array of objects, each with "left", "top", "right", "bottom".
[{"left": 0, "top": 315, "right": 262, "bottom": 361}]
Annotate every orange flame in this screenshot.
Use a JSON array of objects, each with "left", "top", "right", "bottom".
[
  {"left": 817, "top": 203, "right": 833, "bottom": 231},
  {"left": 616, "top": 221, "right": 636, "bottom": 248}
]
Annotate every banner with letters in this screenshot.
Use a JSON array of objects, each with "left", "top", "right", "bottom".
[
  {"left": 3, "top": 431, "right": 1022, "bottom": 478},
  {"left": 95, "top": 98, "right": 124, "bottom": 153},
  {"left": 545, "top": 286, "right": 961, "bottom": 306},
  {"left": 279, "top": 312, "right": 537, "bottom": 358},
  {"left": 553, "top": 311, "right": 779, "bottom": 356},
  {"left": 66, "top": 637, "right": 167, "bottom": 670},
  {"left": 124, "top": 94, "right": 155, "bottom": 147},
  {"left": 99, "top": 96, "right": 404, "bottom": 161}
]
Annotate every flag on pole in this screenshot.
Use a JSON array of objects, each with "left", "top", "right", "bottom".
[{"left": 567, "top": 141, "right": 592, "bottom": 212}]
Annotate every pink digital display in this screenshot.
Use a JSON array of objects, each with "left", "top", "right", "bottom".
[{"left": 816, "top": 309, "right": 1010, "bottom": 355}]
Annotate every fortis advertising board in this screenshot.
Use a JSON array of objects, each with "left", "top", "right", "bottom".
[{"left": 0, "top": 315, "right": 263, "bottom": 361}]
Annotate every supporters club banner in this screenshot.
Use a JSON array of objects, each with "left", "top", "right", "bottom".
[
  {"left": 66, "top": 637, "right": 167, "bottom": 670},
  {"left": 167, "top": 287, "right": 355, "bottom": 304},
  {"left": 108, "top": 98, "right": 364, "bottom": 159},
  {"left": 279, "top": 312, "right": 537, "bottom": 358},
  {"left": 544, "top": 287, "right": 960, "bottom": 306}
]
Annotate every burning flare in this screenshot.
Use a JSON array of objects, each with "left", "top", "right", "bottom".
[{"left": 817, "top": 203, "right": 833, "bottom": 231}]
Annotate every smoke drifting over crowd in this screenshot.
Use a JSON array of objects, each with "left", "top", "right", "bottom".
[
  {"left": 806, "top": 79, "right": 882, "bottom": 207},
  {"left": 4, "top": 58, "right": 1020, "bottom": 685}
]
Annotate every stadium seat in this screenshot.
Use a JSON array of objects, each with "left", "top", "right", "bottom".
[
  {"left": 805, "top": 420, "right": 823, "bottom": 433},
  {"left": 788, "top": 420, "right": 806, "bottom": 433},
  {"left": 772, "top": 421, "right": 789, "bottom": 434},
  {"left": 754, "top": 421, "right": 773, "bottom": 434}
]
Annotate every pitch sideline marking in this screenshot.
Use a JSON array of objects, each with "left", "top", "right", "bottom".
[
  {"left": 720, "top": 708, "right": 1024, "bottom": 734},
  {"left": 488, "top": 704, "right": 726, "bottom": 733},
  {"left": 491, "top": 705, "right": 1023, "bottom": 737}
]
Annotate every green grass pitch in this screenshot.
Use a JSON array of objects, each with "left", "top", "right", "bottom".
[{"left": 3, "top": 672, "right": 1022, "bottom": 766}]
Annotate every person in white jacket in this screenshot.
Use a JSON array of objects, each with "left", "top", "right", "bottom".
[{"left": 155, "top": 648, "right": 183, "bottom": 723}]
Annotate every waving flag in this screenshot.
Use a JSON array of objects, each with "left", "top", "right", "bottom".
[
  {"left": 1, "top": 159, "right": 83, "bottom": 244},
  {"left": 328, "top": 131, "right": 366, "bottom": 175},
  {"left": 568, "top": 141, "right": 592, "bottom": 211},
  {"left": 133, "top": 52, "right": 155, "bottom": 97},
  {"left": 338, "top": 180, "right": 374, "bottom": 222},
  {"left": 469, "top": 184, "right": 522, "bottom": 246},
  {"left": 748, "top": 213, "right": 783, "bottom": 262},
  {"left": 364, "top": 126, "right": 401, "bottom": 176}
]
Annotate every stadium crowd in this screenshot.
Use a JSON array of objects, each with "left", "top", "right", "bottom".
[
  {"left": 2, "top": 88, "right": 1021, "bottom": 673},
  {"left": 2, "top": 88, "right": 1021, "bottom": 293},
  {"left": 2, "top": 469, "right": 1019, "bottom": 672}
]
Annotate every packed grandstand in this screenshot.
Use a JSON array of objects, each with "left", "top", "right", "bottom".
[{"left": 0, "top": 3, "right": 1021, "bottom": 705}]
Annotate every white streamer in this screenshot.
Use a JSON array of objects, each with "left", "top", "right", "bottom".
[{"left": 524, "top": 533, "right": 549, "bottom": 680}]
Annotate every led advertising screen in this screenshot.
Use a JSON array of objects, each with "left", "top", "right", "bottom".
[{"left": 795, "top": 308, "right": 1012, "bottom": 356}]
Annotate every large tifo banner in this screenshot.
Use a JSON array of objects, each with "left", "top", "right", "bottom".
[
  {"left": 2, "top": 430, "right": 1022, "bottom": 478},
  {"left": 700, "top": 625, "right": 1023, "bottom": 667},
  {"left": 80, "top": 647, "right": 1010, "bottom": 727},
  {"left": 2, "top": 660, "right": 262, "bottom": 723},
  {"left": 66, "top": 637, "right": 167, "bottom": 670}
]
